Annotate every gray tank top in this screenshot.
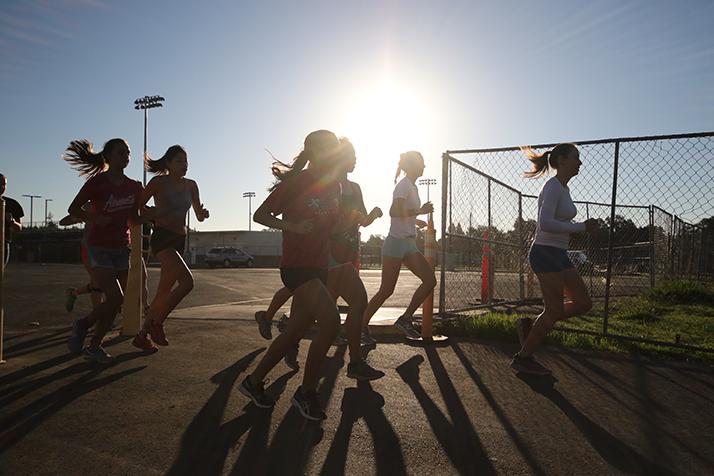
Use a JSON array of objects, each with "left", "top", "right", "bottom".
[{"left": 155, "top": 179, "right": 192, "bottom": 227}]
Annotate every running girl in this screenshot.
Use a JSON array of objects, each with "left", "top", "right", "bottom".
[
  {"left": 60, "top": 213, "right": 103, "bottom": 311},
  {"left": 361, "top": 151, "right": 436, "bottom": 339},
  {"left": 253, "top": 138, "right": 384, "bottom": 379},
  {"left": 64, "top": 138, "right": 143, "bottom": 363},
  {"left": 132, "top": 145, "right": 209, "bottom": 351},
  {"left": 240, "top": 130, "right": 343, "bottom": 420},
  {"left": 511, "top": 143, "right": 597, "bottom": 375}
]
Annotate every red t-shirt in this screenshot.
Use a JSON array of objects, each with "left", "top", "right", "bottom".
[
  {"left": 80, "top": 173, "right": 142, "bottom": 248},
  {"left": 264, "top": 169, "right": 340, "bottom": 269}
]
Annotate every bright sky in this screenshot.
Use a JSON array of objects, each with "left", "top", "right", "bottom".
[{"left": 1, "top": 0, "right": 713, "bottom": 237}]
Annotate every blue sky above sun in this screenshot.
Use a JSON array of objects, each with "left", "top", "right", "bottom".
[{"left": 1, "top": 0, "right": 712, "bottom": 236}]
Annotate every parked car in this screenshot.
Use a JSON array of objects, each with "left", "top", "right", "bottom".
[
  {"left": 567, "top": 250, "right": 593, "bottom": 274},
  {"left": 205, "top": 247, "right": 254, "bottom": 268}
]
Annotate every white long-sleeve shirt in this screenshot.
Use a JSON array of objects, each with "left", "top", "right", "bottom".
[{"left": 533, "top": 177, "right": 585, "bottom": 249}]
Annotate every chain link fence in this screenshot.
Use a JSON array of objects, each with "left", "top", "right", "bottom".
[{"left": 440, "top": 131, "right": 714, "bottom": 348}]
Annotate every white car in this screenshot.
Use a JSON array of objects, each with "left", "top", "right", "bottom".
[
  {"left": 567, "top": 250, "right": 593, "bottom": 273},
  {"left": 205, "top": 247, "right": 255, "bottom": 268}
]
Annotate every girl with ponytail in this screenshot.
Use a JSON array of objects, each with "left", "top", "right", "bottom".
[
  {"left": 64, "top": 138, "right": 143, "bottom": 363},
  {"left": 253, "top": 137, "right": 386, "bottom": 381},
  {"left": 240, "top": 129, "right": 344, "bottom": 421},
  {"left": 132, "top": 145, "right": 209, "bottom": 352},
  {"left": 361, "top": 151, "right": 436, "bottom": 340},
  {"left": 511, "top": 143, "right": 598, "bottom": 375}
]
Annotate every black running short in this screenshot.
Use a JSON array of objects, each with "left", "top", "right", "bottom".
[
  {"left": 280, "top": 267, "right": 328, "bottom": 292},
  {"left": 150, "top": 227, "right": 186, "bottom": 256}
]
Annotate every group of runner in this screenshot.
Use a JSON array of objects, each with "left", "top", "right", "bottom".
[
  {"left": 58, "top": 130, "right": 596, "bottom": 421},
  {"left": 62, "top": 139, "right": 208, "bottom": 362}
]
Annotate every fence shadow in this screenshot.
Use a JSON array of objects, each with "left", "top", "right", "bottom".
[
  {"left": 516, "top": 373, "right": 680, "bottom": 475},
  {"left": 321, "top": 380, "right": 406, "bottom": 475}
]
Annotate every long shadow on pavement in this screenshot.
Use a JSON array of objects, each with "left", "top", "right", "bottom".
[
  {"left": 396, "top": 350, "right": 496, "bottom": 475},
  {"left": 0, "top": 330, "right": 129, "bottom": 388},
  {"left": 0, "top": 352, "right": 147, "bottom": 453},
  {"left": 166, "top": 348, "right": 265, "bottom": 476},
  {"left": 517, "top": 373, "right": 681, "bottom": 475},
  {"left": 548, "top": 350, "right": 711, "bottom": 468},
  {"left": 2, "top": 327, "right": 72, "bottom": 356},
  {"left": 259, "top": 345, "right": 347, "bottom": 475},
  {"left": 450, "top": 342, "right": 547, "bottom": 475},
  {"left": 321, "top": 380, "right": 406, "bottom": 475}
]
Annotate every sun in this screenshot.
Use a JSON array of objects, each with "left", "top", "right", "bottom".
[{"left": 339, "top": 78, "right": 431, "bottom": 174}]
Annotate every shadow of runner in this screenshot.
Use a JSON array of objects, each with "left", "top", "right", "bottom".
[
  {"left": 450, "top": 343, "right": 547, "bottom": 476},
  {"left": 2, "top": 327, "right": 72, "bottom": 355},
  {"left": 321, "top": 380, "right": 406, "bottom": 476},
  {"left": 166, "top": 348, "right": 264, "bottom": 476},
  {"left": 396, "top": 352, "right": 496, "bottom": 476},
  {"left": 263, "top": 346, "right": 346, "bottom": 475},
  {"left": 516, "top": 373, "right": 681, "bottom": 476},
  {"left": 424, "top": 346, "right": 496, "bottom": 475},
  {"left": 552, "top": 351, "right": 712, "bottom": 469},
  {"left": 0, "top": 356, "right": 147, "bottom": 453},
  {"left": 0, "top": 329, "right": 134, "bottom": 388},
  {"left": 229, "top": 370, "right": 298, "bottom": 475},
  {"left": 557, "top": 350, "right": 668, "bottom": 413}
]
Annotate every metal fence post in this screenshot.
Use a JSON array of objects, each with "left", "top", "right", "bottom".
[
  {"left": 603, "top": 141, "right": 620, "bottom": 335},
  {"left": 586, "top": 202, "right": 593, "bottom": 294},
  {"left": 649, "top": 205, "right": 655, "bottom": 288},
  {"left": 439, "top": 153, "right": 449, "bottom": 316},
  {"left": 0, "top": 199, "right": 5, "bottom": 363},
  {"left": 487, "top": 178, "right": 493, "bottom": 305},
  {"left": 518, "top": 193, "right": 524, "bottom": 302}
]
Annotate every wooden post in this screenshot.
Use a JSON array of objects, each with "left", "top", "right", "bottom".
[
  {"left": 421, "top": 215, "right": 436, "bottom": 338},
  {"left": 122, "top": 224, "right": 143, "bottom": 335},
  {"left": 1, "top": 199, "right": 5, "bottom": 363}
]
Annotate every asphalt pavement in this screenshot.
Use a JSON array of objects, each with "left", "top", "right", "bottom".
[{"left": 1, "top": 265, "right": 713, "bottom": 475}]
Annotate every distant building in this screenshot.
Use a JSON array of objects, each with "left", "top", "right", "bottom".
[{"left": 187, "top": 230, "right": 282, "bottom": 267}]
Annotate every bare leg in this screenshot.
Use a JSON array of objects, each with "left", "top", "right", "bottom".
[
  {"left": 560, "top": 268, "right": 593, "bottom": 320},
  {"left": 329, "top": 264, "right": 367, "bottom": 363},
  {"left": 141, "top": 257, "right": 149, "bottom": 312},
  {"left": 146, "top": 249, "right": 194, "bottom": 326},
  {"left": 519, "top": 271, "right": 565, "bottom": 357},
  {"left": 87, "top": 268, "right": 125, "bottom": 347},
  {"left": 401, "top": 252, "right": 437, "bottom": 319},
  {"left": 250, "top": 279, "right": 339, "bottom": 391},
  {"left": 265, "top": 287, "right": 293, "bottom": 321},
  {"left": 362, "top": 256, "right": 402, "bottom": 327}
]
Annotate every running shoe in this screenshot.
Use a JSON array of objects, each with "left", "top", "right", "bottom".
[
  {"left": 149, "top": 322, "right": 169, "bottom": 346},
  {"left": 276, "top": 313, "right": 290, "bottom": 333},
  {"left": 510, "top": 353, "right": 552, "bottom": 376},
  {"left": 360, "top": 329, "right": 376, "bottom": 346},
  {"left": 394, "top": 315, "right": 421, "bottom": 339},
  {"left": 239, "top": 376, "right": 274, "bottom": 408},
  {"left": 82, "top": 346, "right": 114, "bottom": 364},
  {"left": 65, "top": 288, "right": 78, "bottom": 312},
  {"left": 254, "top": 311, "right": 272, "bottom": 340},
  {"left": 516, "top": 317, "right": 533, "bottom": 346},
  {"left": 67, "top": 318, "right": 88, "bottom": 354},
  {"left": 284, "top": 342, "right": 300, "bottom": 371},
  {"left": 333, "top": 332, "right": 348, "bottom": 347},
  {"left": 347, "top": 361, "right": 385, "bottom": 381},
  {"left": 132, "top": 333, "right": 159, "bottom": 353},
  {"left": 291, "top": 386, "right": 327, "bottom": 421}
]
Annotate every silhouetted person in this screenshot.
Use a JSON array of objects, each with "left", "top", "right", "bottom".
[{"left": 1, "top": 173, "right": 24, "bottom": 265}]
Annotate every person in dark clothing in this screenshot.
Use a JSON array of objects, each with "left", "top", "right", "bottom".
[{"left": 1, "top": 173, "right": 25, "bottom": 265}]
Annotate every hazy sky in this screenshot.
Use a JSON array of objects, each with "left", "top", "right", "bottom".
[{"left": 1, "top": 0, "right": 712, "bottom": 237}]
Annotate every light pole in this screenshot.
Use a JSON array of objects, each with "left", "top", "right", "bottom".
[
  {"left": 44, "top": 198, "right": 52, "bottom": 227},
  {"left": 133, "top": 95, "right": 165, "bottom": 186},
  {"left": 418, "top": 178, "right": 437, "bottom": 203},
  {"left": 21, "top": 194, "right": 41, "bottom": 228},
  {"left": 243, "top": 192, "right": 256, "bottom": 231}
]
